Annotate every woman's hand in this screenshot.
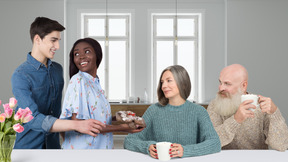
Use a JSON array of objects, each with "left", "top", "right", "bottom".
[
  {"left": 122, "top": 124, "right": 145, "bottom": 133},
  {"left": 148, "top": 144, "right": 157, "bottom": 159},
  {"left": 169, "top": 143, "right": 184, "bottom": 158}
]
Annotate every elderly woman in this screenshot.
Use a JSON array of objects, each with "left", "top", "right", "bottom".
[{"left": 124, "top": 65, "right": 221, "bottom": 159}]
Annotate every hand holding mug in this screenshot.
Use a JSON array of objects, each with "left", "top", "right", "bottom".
[
  {"left": 234, "top": 99, "right": 256, "bottom": 123},
  {"left": 169, "top": 143, "right": 183, "bottom": 158},
  {"left": 148, "top": 144, "right": 157, "bottom": 159},
  {"left": 258, "top": 95, "right": 277, "bottom": 114}
]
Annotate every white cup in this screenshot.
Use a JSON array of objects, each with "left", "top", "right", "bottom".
[
  {"left": 156, "top": 142, "right": 172, "bottom": 161},
  {"left": 241, "top": 94, "right": 259, "bottom": 111}
]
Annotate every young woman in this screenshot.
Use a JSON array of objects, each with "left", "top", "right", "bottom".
[{"left": 60, "top": 38, "right": 143, "bottom": 149}]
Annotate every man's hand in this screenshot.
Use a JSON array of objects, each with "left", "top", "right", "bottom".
[
  {"left": 75, "top": 119, "right": 106, "bottom": 137},
  {"left": 259, "top": 95, "right": 277, "bottom": 114},
  {"left": 234, "top": 99, "right": 256, "bottom": 123}
]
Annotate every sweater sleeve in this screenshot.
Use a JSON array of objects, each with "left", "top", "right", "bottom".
[
  {"left": 264, "top": 108, "right": 288, "bottom": 151},
  {"left": 207, "top": 101, "right": 241, "bottom": 147},
  {"left": 124, "top": 105, "right": 157, "bottom": 155},
  {"left": 182, "top": 107, "right": 221, "bottom": 157}
]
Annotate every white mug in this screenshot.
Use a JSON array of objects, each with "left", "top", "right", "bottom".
[
  {"left": 156, "top": 142, "right": 172, "bottom": 161},
  {"left": 241, "top": 94, "right": 259, "bottom": 111}
]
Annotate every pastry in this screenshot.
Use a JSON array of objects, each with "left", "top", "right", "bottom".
[{"left": 115, "top": 111, "right": 146, "bottom": 128}]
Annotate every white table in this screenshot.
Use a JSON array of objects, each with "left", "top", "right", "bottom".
[{"left": 11, "top": 149, "right": 288, "bottom": 162}]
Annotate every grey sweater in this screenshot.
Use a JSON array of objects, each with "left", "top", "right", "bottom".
[{"left": 124, "top": 100, "right": 221, "bottom": 158}]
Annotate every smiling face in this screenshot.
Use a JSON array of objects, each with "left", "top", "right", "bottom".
[
  {"left": 37, "top": 31, "right": 61, "bottom": 60},
  {"left": 161, "top": 70, "right": 182, "bottom": 102},
  {"left": 73, "top": 41, "right": 97, "bottom": 78}
]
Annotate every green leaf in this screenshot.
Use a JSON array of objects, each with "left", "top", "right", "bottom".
[
  {"left": 0, "top": 132, "right": 4, "bottom": 141},
  {"left": 3, "top": 121, "right": 12, "bottom": 133},
  {"left": 0, "top": 120, "right": 5, "bottom": 132}
]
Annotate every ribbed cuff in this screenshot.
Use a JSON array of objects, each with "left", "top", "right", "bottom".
[
  {"left": 225, "top": 115, "right": 241, "bottom": 133},
  {"left": 268, "top": 108, "right": 285, "bottom": 122}
]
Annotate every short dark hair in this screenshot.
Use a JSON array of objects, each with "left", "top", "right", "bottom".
[
  {"left": 69, "top": 38, "right": 103, "bottom": 78},
  {"left": 30, "top": 17, "right": 65, "bottom": 42},
  {"left": 157, "top": 65, "right": 191, "bottom": 106}
]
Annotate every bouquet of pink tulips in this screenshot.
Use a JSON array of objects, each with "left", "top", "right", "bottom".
[
  {"left": 0, "top": 97, "right": 33, "bottom": 135},
  {"left": 0, "top": 97, "right": 33, "bottom": 161}
]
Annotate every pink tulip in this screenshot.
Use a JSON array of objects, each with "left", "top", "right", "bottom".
[
  {"left": 0, "top": 113, "right": 6, "bottom": 123},
  {"left": 23, "top": 107, "right": 33, "bottom": 123},
  {"left": 24, "top": 107, "right": 32, "bottom": 115},
  {"left": 4, "top": 106, "right": 13, "bottom": 118},
  {"left": 2, "top": 103, "right": 10, "bottom": 109},
  {"left": 0, "top": 100, "right": 1, "bottom": 106},
  {"left": 14, "top": 108, "right": 26, "bottom": 121},
  {"left": 14, "top": 109, "right": 22, "bottom": 121},
  {"left": 14, "top": 107, "right": 33, "bottom": 123},
  {"left": 22, "top": 113, "right": 34, "bottom": 123},
  {"left": 13, "top": 123, "right": 24, "bottom": 133},
  {"left": 9, "top": 97, "right": 17, "bottom": 108}
]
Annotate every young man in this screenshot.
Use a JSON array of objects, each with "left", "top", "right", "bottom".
[
  {"left": 207, "top": 64, "right": 288, "bottom": 151},
  {"left": 11, "top": 17, "right": 105, "bottom": 149}
]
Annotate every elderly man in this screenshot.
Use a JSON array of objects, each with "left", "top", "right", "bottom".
[{"left": 207, "top": 64, "right": 288, "bottom": 151}]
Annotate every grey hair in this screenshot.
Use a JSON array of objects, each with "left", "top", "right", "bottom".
[{"left": 157, "top": 65, "right": 191, "bottom": 106}]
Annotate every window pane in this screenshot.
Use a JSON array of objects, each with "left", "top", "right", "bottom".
[
  {"left": 156, "top": 19, "right": 173, "bottom": 36},
  {"left": 88, "top": 19, "right": 105, "bottom": 36},
  {"left": 109, "top": 41, "right": 126, "bottom": 100},
  {"left": 177, "top": 41, "right": 195, "bottom": 99},
  {"left": 109, "top": 19, "right": 126, "bottom": 36},
  {"left": 97, "top": 41, "right": 106, "bottom": 92},
  {"left": 156, "top": 41, "right": 173, "bottom": 82},
  {"left": 178, "top": 19, "right": 195, "bottom": 36}
]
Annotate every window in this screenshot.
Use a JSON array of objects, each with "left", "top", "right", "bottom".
[
  {"left": 82, "top": 14, "right": 130, "bottom": 102},
  {"left": 152, "top": 14, "right": 202, "bottom": 102}
]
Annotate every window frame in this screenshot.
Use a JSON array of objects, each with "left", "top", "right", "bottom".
[
  {"left": 152, "top": 13, "right": 202, "bottom": 103},
  {"left": 82, "top": 14, "right": 131, "bottom": 102}
]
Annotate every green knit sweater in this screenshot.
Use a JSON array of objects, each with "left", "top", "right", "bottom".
[{"left": 124, "top": 100, "right": 221, "bottom": 158}]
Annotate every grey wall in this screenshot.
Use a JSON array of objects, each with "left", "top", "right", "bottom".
[
  {"left": 0, "top": 0, "right": 65, "bottom": 110},
  {"left": 0, "top": 0, "right": 287, "bottom": 124},
  {"left": 227, "top": 0, "right": 288, "bottom": 123}
]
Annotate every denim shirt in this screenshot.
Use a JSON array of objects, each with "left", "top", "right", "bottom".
[{"left": 11, "top": 53, "right": 64, "bottom": 149}]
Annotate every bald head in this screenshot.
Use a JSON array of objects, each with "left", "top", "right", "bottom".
[
  {"left": 218, "top": 64, "right": 248, "bottom": 97},
  {"left": 221, "top": 64, "right": 248, "bottom": 83}
]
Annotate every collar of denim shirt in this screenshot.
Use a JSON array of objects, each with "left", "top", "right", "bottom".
[{"left": 27, "top": 52, "right": 53, "bottom": 70}]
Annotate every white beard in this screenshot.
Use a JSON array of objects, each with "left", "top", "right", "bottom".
[{"left": 213, "top": 90, "right": 242, "bottom": 117}]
